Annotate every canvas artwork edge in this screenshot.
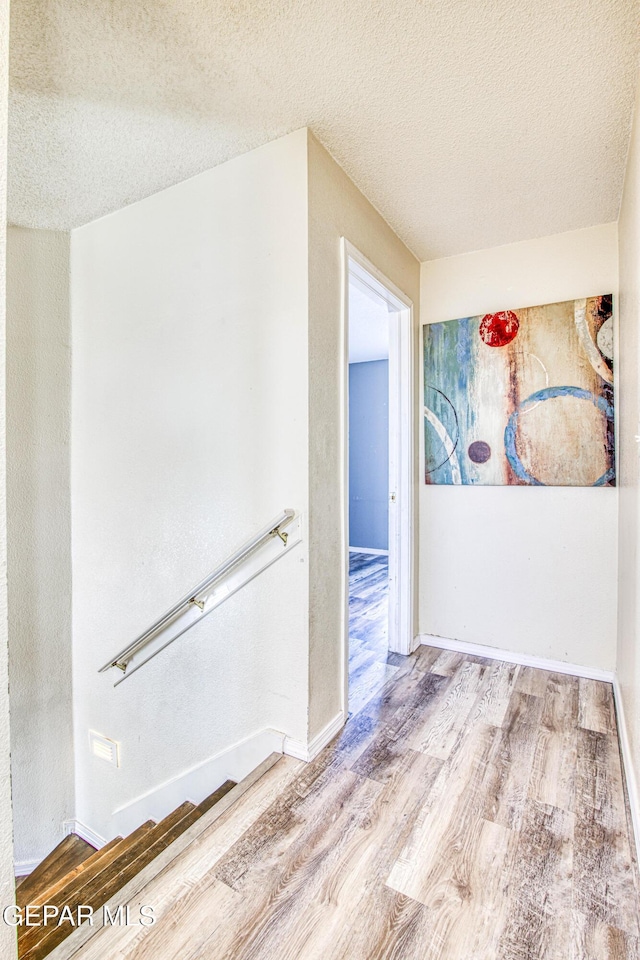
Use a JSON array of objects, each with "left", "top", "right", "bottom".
[{"left": 422, "top": 293, "right": 615, "bottom": 487}]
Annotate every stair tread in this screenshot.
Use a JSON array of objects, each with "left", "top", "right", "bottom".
[
  {"left": 21, "top": 783, "right": 242, "bottom": 959},
  {"left": 18, "top": 836, "right": 123, "bottom": 913},
  {"left": 17, "top": 823, "right": 155, "bottom": 955},
  {"left": 149, "top": 800, "right": 197, "bottom": 835},
  {"left": 16, "top": 835, "right": 96, "bottom": 909},
  {"left": 19, "top": 808, "right": 195, "bottom": 959},
  {"left": 87, "top": 802, "right": 201, "bottom": 903},
  {"left": 74, "top": 789, "right": 236, "bottom": 921},
  {"left": 195, "top": 779, "right": 237, "bottom": 815}
]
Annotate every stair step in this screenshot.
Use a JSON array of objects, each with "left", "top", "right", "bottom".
[
  {"left": 17, "top": 825, "right": 151, "bottom": 920},
  {"left": 149, "top": 800, "right": 197, "bottom": 835},
  {"left": 15, "top": 835, "right": 96, "bottom": 909},
  {"left": 19, "top": 781, "right": 242, "bottom": 959},
  {"left": 18, "top": 807, "right": 196, "bottom": 960},
  {"left": 19, "top": 841, "right": 122, "bottom": 922},
  {"left": 84, "top": 802, "right": 201, "bottom": 910},
  {"left": 17, "top": 836, "right": 121, "bottom": 912},
  {"left": 17, "top": 822, "right": 155, "bottom": 957},
  {"left": 195, "top": 779, "right": 237, "bottom": 815}
]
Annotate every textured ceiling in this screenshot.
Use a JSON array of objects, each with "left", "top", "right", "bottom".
[{"left": 8, "top": 0, "right": 640, "bottom": 258}]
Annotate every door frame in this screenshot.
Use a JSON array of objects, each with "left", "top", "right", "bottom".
[{"left": 340, "top": 239, "right": 415, "bottom": 714}]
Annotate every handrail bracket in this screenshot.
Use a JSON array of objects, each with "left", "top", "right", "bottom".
[{"left": 271, "top": 525, "right": 288, "bottom": 546}]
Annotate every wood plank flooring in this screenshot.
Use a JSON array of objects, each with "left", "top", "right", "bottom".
[
  {"left": 348, "top": 551, "right": 396, "bottom": 717},
  {"left": 74, "top": 647, "right": 640, "bottom": 960}
]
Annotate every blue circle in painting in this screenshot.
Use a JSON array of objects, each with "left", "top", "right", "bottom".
[{"left": 503, "top": 386, "right": 615, "bottom": 487}]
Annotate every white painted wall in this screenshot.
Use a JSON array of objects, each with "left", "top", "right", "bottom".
[
  {"left": 6, "top": 227, "right": 74, "bottom": 868},
  {"left": 307, "top": 132, "right": 420, "bottom": 738},
  {"left": 617, "top": 73, "right": 640, "bottom": 809},
  {"left": 0, "top": 3, "right": 17, "bottom": 954},
  {"left": 71, "top": 131, "right": 310, "bottom": 839},
  {"left": 420, "top": 224, "right": 619, "bottom": 670}
]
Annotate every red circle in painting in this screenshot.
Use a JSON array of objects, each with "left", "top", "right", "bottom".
[{"left": 479, "top": 311, "right": 519, "bottom": 347}]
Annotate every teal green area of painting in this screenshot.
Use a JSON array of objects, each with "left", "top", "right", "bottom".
[{"left": 424, "top": 317, "right": 481, "bottom": 484}]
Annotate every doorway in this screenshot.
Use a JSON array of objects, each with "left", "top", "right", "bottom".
[{"left": 342, "top": 242, "right": 414, "bottom": 717}]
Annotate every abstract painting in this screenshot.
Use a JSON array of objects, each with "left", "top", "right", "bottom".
[{"left": 423, "top": 295, "right": 615, "bottom": 486}]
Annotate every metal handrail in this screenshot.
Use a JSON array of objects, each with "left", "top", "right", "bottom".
[{"left": 99, "top": 509, "right": 295, "bottom": 675}]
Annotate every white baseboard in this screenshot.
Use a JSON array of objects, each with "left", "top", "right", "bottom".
[
  {"left": 15, "top": 821, "right": 108, "bottom": 876},
  {"left": 613, "top": 678, "right": 640, "bottom": 862},
  {"left": 14, "top": 857, "right": 41, "bottom": 877},
  {"left": 15, "top": 729, "right": 286, "bottom": 875},
  {"left": 417, "top": 633, "right": 615, "bottom": 683},
  {"left": 62, "top": 819, "right": 108, "bottom": 850},
  {"left": 107, "top": 727, "right": 285, "bottom": 837},
  {"left": 282, "top": 738, "right": 310, "bottom": 761},
  {"left": 71, "top": 711, "right": 345, "bottom": 852},
  {"left": 348, "top": 546, "right": 389, "bottom": 556},
  {"left": 284, "top": 711, "right": 345, "bottom": 762}
]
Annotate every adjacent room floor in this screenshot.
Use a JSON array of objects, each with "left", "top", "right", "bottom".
[
  {"left": 348, "top": 550, "right": 395, "bottom": 716},
  {"left": 79, "top": 644, "right": 640, "bottom": 960}
]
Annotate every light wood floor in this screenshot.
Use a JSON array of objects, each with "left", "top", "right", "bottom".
[
  {"left": 78, "top": 646, "right": 640, "bottom": 960},
  {"left": 348, "top": 551, "right": 396, "bottom": 717}
]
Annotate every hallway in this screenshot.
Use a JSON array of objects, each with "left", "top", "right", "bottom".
[
  {"left": 348, "top": 551, "right": 396, "bottom": 716},
  {"left": 76, "top": 645, "right": 640, "bottom": 960}
]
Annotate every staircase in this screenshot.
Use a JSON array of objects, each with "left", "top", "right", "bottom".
[{"left": 15, "top": 780, "right": 237, "bottom": 960}]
